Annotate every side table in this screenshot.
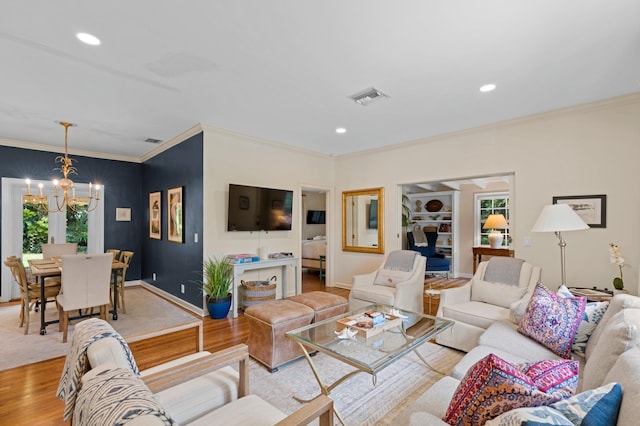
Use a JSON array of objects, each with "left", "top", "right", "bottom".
[{"left": 472, "top": 246, "right": 515, "bottom": 273}]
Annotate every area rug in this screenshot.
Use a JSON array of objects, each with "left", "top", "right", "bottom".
[
  {"left": 0, "top": 287, "right": 200, "bottom": 371},
  {"left": 248, "top": 342, "right": 463, "bottom": 425}
]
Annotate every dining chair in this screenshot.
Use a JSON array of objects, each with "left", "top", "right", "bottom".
[
  {"left": 56, "top": 253, "right": 113, "bottom": 343},
  {"left": 106, "top": 248, "right": 121, "bottom": 259},
  {"left": 42, "top": 243, "right": 78, "bottom": 259},
  {"left": 111, "top": 251, "right": 134, "bottom": 314},
  {"left": 4, "top": 256, "right": 61, "bottom": 335}
]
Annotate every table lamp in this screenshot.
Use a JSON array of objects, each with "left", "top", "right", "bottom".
[
  {"left": 483, "top": 214, "right": 509, "bottom": 248},
  {"left": 532, "top": 204, "right": 589, "bottom": 285}
]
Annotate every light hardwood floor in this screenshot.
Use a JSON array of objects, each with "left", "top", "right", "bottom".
[{"left": 0, "top": 271, "right": 466, "bottom": 425}]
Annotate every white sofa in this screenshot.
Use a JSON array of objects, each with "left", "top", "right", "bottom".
[
  {"left": 400, "top": 293, "right": 640, "bottom": 425},
  {"left": 58, "top": 319, "right": 333, "bottom": 425},
  {"left": 435, "top": 259, "right": 541, "bottom": 352}
]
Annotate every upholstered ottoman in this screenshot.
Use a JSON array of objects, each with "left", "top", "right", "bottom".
[
  {"left": 244, "top": 299, "right": 314, "bottom": 372},
  {"left": 288, "top": 291, "right": 349, "bottom": 322}
]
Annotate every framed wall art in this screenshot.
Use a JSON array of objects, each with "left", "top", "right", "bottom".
[
  {"left": 116, "top": 207, "right": 131, "bottom": 222},
  {"left": 167, "top": 186, "right": 184, "bottom": 243},
  {"left": 553, "top": 194, "right": 607, "bottom": 228},
  {"left": 149, "top": 192, "right": 161, "bottom": 239}
]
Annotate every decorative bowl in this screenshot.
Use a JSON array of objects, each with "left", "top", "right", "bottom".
[{"left": 426, "top": 199, "right": 443, "bottom": 212}]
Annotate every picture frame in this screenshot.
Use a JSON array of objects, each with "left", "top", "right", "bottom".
[
  {"left": 116, "top": 207, "right": 131, "bottom": 222},
  {"left": 553, "top": 194, "right": 607, "bottom": 228},
  {"left": 167, "top": 186, "right": 184, "bottom": 243},
  {"left": 149, "top": 192, "right": 161, "bottom": 239}
]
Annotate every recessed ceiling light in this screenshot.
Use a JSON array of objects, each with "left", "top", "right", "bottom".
[
  {"left": 480, "top": 84, "right": 496, "bottom": 93},
  {"left": 336, "top": 127, "right": 347, "bottom": 134},
  {"left": 76, "top": 32, "right": 101, "bottom": 46}
]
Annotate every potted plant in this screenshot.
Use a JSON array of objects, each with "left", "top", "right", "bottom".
[{"left": 202, "top": 256, "right": 233, "bottom": 319}]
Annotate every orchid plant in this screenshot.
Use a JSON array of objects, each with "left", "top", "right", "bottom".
[{"left": 609, "top": 243, "right": 626, "bottom": 290}]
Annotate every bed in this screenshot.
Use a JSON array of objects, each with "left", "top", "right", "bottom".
[{"left": 301, "top": 238, "right": 327, "bottom": 272}]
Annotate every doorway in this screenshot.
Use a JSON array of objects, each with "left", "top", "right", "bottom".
[
  {"left": 301, "top": 187, "right": 330, "bottom": 285},
  {"left": 1, "top": 177, "right": 104, "bottom": 301}
]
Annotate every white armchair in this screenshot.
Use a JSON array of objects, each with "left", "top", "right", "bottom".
[
  {"left": 435, "top": 257, "right": 541, "bottom": 352},
  {"left": 349, "top": 250, "right": 426, "bottom": 314}
]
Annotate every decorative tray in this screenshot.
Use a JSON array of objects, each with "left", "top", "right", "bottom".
[
  {"left": 336, "top": 311, "right": 402, "bottom": 339},
  {"left": 426, "top": 199, "right": 443, "bottom": 212}
]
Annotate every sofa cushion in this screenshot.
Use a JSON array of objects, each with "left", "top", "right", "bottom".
[
  {"left": 585, "top": 293, "right": 640, "bottom": 359},
  {"left": 557, "top": 285, "right": 610, "bottom": 357},
  {"left": 517, "top": 283, "right": 586, "bottom": 359},
  {"left": 603, "top": 346, "right": 640, "bottom": 426},
  {"left": 486, "top": 383, "right": 621, "bottom": 426},
  {"left": 350, "top": 284, "right": 396, "bottom": 305},
  {"left": 479, "top": 320, "right": 561, "bottom": 362},
  {"left": 74, "top": 364, "right": 175, "bottom": 425},
  {"left": 451, "top": 345, "right": 529, "bottom": 380},
  {"left": 154, "top": 366, "right": 239, "bottom": 425},
  {"left": 443, "top": 354, "right": 566, "bottom": 425},
  {"left": 441, "top": 301, "right": 510, "bottom": 330},
  {"left": 188, "top": 394, "right": 286, "bottom": 426},
  {"left": 471, "top": 279, "right": 527, "bottom": 309},
  {"left": 582, "top": 307, "right": 640, "bottom": 390}
]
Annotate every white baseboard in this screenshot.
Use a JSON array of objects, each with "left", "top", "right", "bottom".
[{"left": 140, "top": 280, "right": 205, "bottom": 317}]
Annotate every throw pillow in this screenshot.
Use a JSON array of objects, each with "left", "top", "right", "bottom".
[
  {"left": 516, "top": 359, "right": 579, "bottom": 398},
  {"left": 517, "top": 283, "right": 586, "bottom": 359},
  {"left": 550, "top": 382, "right": 622, "bottom": 426},
  {"left": 486, "top": 383, "right": 621, "bottom": 425},
  {"left": 74, "top": 366, "right": 175, "bottom": 425},
  {"left": 471, "top": 279, "right": 527, "bottom": 309},
  {"left": 443, "top": 354, "right": 564, "bottom": 426},
  {"left": 557, "top": 285, "right": 610, "bottom": 357},
  {"left": 373, "top": 268, "right": 414, "bottom": 287}
]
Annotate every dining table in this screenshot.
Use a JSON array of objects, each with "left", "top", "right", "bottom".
[{"left": 29, "top": 256, "right": 127, "bottom": 335}]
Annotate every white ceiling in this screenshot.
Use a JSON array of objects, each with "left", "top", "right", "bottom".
[{"left": 1, "top": 1, "right": 639, "bottom": 161}]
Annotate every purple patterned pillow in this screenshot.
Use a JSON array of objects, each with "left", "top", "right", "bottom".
[
  {"left": 517, "top": 359, "right": 579, "bottom": 398},
  {"left": 517, "top": 283, "right": 586, "bottom": 359},
  {"left": 443, "top": 354, "right": 564, "bottom": 425}
]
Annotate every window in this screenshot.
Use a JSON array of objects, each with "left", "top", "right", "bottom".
[{"left": 475, "top": 192, "right": 510, "bottom": 246}]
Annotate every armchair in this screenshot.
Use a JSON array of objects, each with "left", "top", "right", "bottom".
[
  {"left": 435, "top": 257, "right": 541, "bottom": 352},
  {"left": 406, "top": 230, "right": 450, "bottom": 276},
  {"left": 349, "top": 250, "right": 426, "bottom": 314}
]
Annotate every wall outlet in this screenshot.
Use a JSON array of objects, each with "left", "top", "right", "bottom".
[
  {"left": 194, "top": 233, "right": 198, "bottom": 243},
  {"left": 181, "top": 284, "right": 185, "bottom": 293},
  {"left": 152, "top": 272, "right": 157, "bottom": 281}
]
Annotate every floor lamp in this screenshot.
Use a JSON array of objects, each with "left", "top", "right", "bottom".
[{"left": 532, "top": 204, "right": 589, "bottom": 285}]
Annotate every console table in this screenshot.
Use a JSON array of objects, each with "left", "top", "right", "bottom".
[
  {"left": 472, "top": 246, "right": 515, "bottom": 273},
  {"left": 231, "top": 257, "right": 299, "bottom": 318}
]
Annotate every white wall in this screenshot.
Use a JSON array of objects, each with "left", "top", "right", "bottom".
[
  {"left": 202, "top": 126, "right": 334, "bottom": 295},
  {"left": 333, "top": 94, "right": 640, "bottom": 294}
]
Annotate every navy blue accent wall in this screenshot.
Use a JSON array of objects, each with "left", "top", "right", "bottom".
[
  {"left": 141, "top": 133, "right": 203, "bottom": 307},
  {"left": 0, "top": 145, "right": 143, "bottom": 279}
]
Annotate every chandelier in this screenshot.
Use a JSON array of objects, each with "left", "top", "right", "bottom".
[{"left": 24, "top": 121, "right": 100, "bottom": 213}]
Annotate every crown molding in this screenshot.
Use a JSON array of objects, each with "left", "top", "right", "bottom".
[{"left": 0, "top": 137, "right": 140, "bottom": 163}]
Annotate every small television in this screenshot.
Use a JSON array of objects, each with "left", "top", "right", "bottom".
[
  {"left": 306, "top": 210, "right": 326, "bottom": 224},
  {"left": 227, "top": 184, "right": 293, "bottom": 231}
]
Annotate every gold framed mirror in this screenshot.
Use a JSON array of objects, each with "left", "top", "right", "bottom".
[{"left": 342, "top": 187, "right": 384, "bottom": 254}]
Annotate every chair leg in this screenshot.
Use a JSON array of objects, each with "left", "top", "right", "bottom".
[
  {"left": 61, "top": 311, "right": 69, "bottom": 343},
  {"left": 99, "top": 305, "right": 107, "bottom": 320},
  {"left": 23, "top": 301, "right": 30, "bottom": 335},
  {"left": 119, "top": 284, "right": 126, "bottom": 314}
]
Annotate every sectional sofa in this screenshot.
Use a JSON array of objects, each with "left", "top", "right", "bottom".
[{"left": 398, "top": 291, "right": 640, "bottom": 425}]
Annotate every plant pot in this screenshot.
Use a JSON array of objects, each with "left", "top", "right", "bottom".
[{"left": 207, "top": 294, "right": 232, "bottom": 319}]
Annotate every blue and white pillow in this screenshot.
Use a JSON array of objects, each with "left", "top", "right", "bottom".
[
  {"left": 557, "top": 285, "right": 609, "bottom": 357},
  {"left": 486, "top": 382, "right": 622, "bottom": 426}
]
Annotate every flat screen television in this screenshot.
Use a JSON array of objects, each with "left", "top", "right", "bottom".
[
  {"left": 227, "top": 184, "right": 293, "bottom": 231},
  {"left": 306, "top": 210, "right": 326, "bottom": 224}
]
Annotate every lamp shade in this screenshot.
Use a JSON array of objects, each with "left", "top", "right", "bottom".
[
  {"left": 532, "top": 204, "right": 589, "bottom": 233},
  {"left": 483, "top": 214, "right": 509, "bottom": 230}
]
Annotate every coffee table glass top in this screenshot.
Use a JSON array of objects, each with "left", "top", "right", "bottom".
[{"left": 287, "top": 304, "right": 453, "bottom": 374}]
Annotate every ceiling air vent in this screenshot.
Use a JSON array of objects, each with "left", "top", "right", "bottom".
[
  {"left": 348, "top": 87, "right": 389, "bottom": 106},
  {"left": 144, "top": 138, "right": 162, "bottom": 144}
]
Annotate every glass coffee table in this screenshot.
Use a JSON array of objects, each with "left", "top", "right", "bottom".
[{"left": 287, "top": 304, "right": 453, "bottom": 424}]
